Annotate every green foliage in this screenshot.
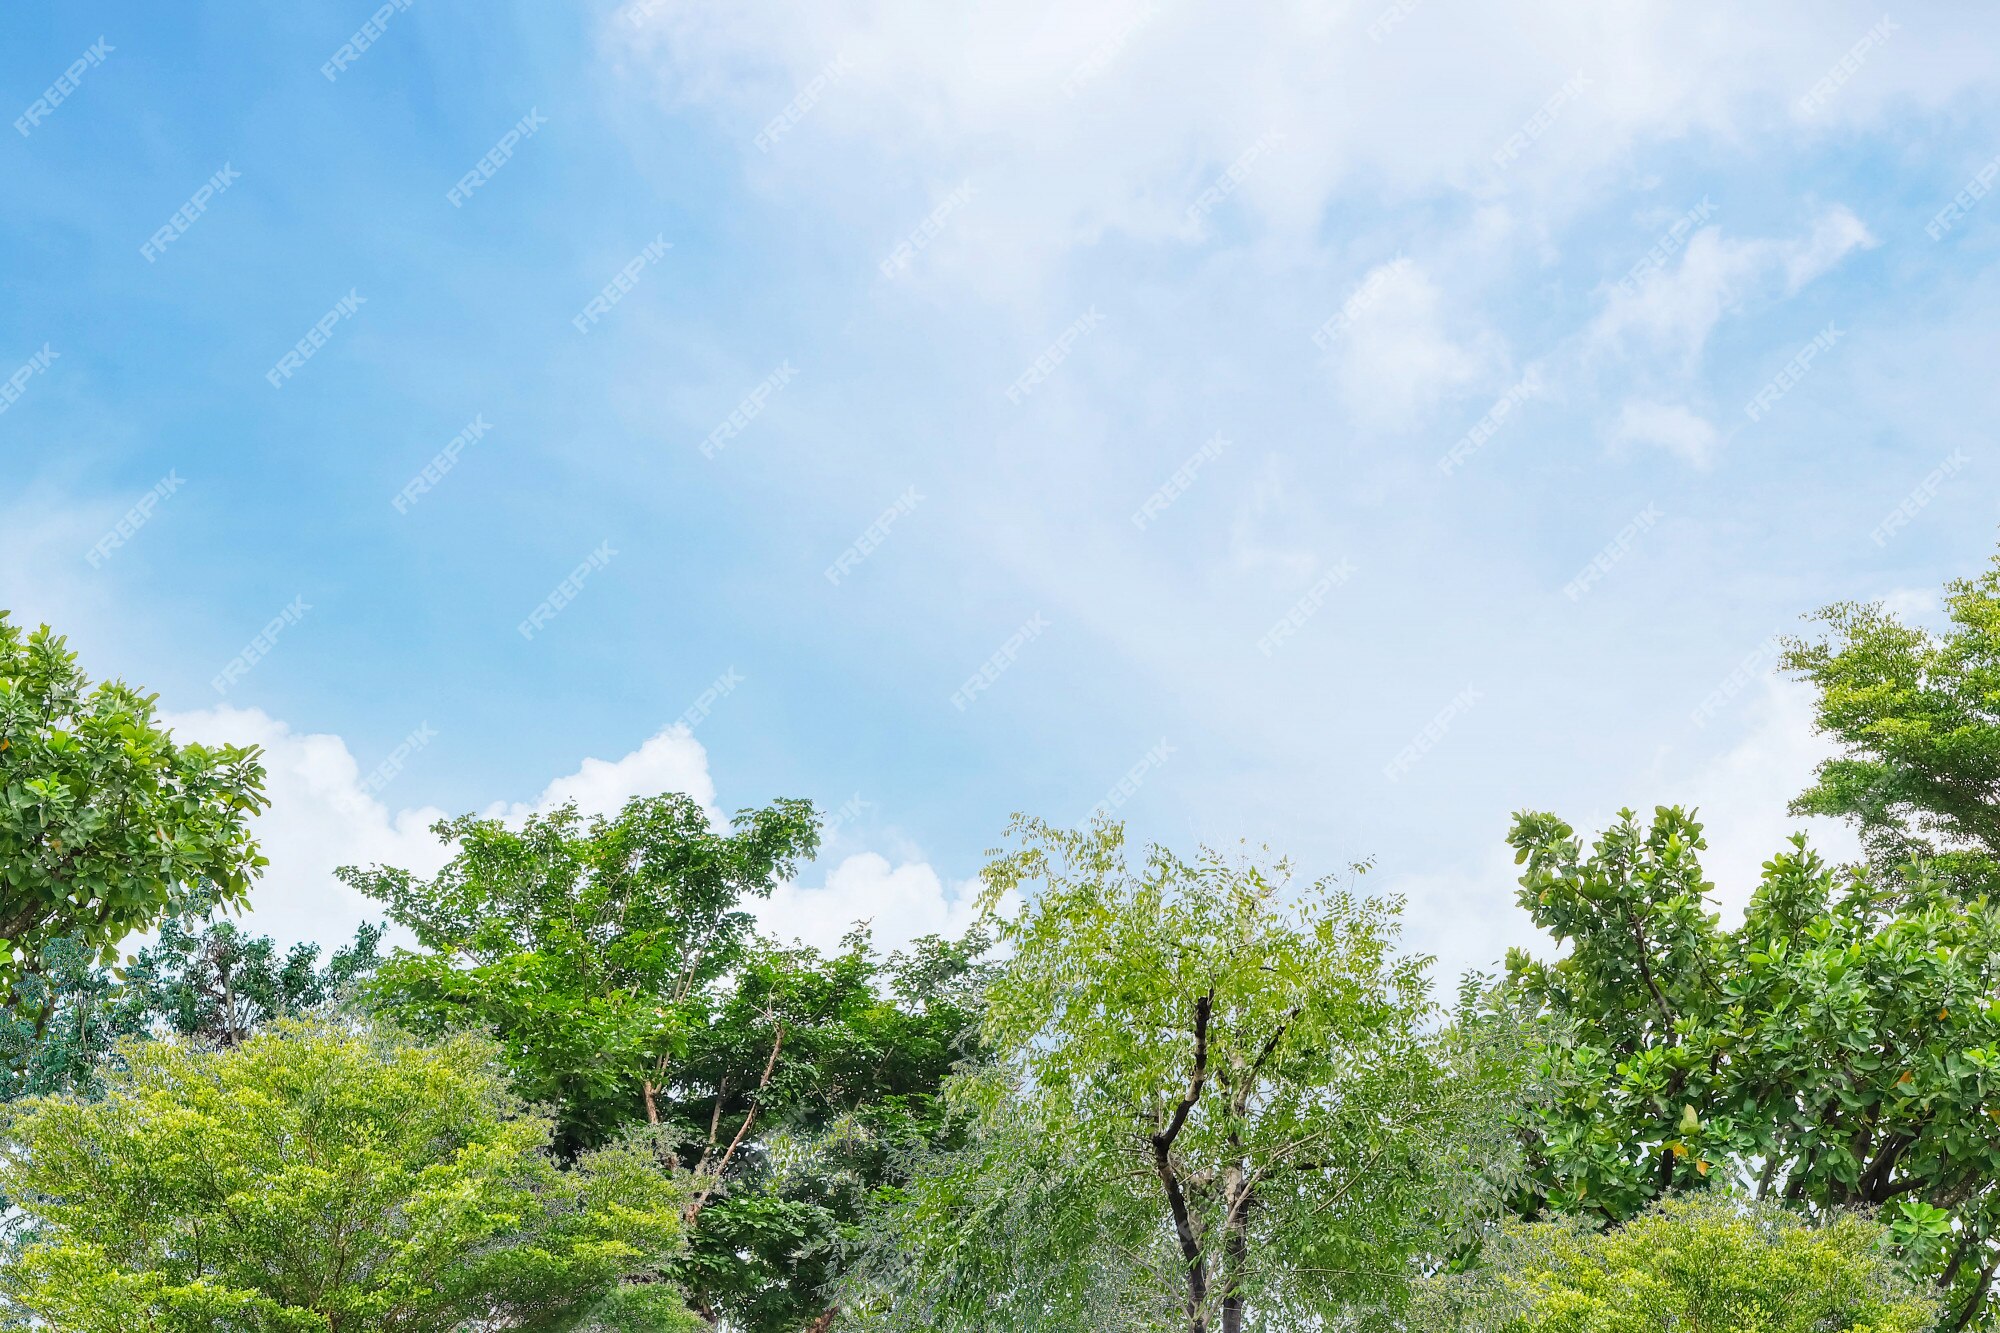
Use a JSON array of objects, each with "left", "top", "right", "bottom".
[
  {"left": 0, "top": 1020, "right": 696, "bottom": 1332},
  {"left": 1783, "top": 549, "right": 2000, "bottom": 898},
  {"left": 344, "top": 792, "right": 819, "bottom": 1155},
  {"left": 1508, "top": 806, "right": 2000, "bottom": 1327},
  {"left": 0, "top": 615, "right": 268, "bottom": 1003},
  {"left": 1416, "top": 1193, "right": 1937, "bottom": 1331},
  {"left": 121, "top": 915, "right": 385, "bottom": 1047},
  {"left": 0, "top": 917, "right": 383, "bottom": 1102},
  {"left": 348, "top": 793, "right": 992, "bottom": 1326},
  {"left": 852, "top": 817, "right": 1525, "bottom": 1333},
  {"left": 673, "top": 928, "right": 991, "bottom": 1332}
]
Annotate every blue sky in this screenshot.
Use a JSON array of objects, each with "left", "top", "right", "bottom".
[{"left": 4, "top": 1, "right": 1997, "bottom": 975}]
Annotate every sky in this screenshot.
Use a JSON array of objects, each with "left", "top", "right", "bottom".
[{"left": 3, "top": 2, "right": 1996, "bottom": 981}]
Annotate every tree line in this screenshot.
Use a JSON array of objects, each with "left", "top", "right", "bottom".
[{"left": 3, "top": 544, "right": 2000, "bottom": 1329}]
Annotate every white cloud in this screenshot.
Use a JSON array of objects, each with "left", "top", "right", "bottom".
[
  {"left": 485, "top": 725, "right": 719, "bottom": 826},
  {"left": 1385, "top": 844, "right": 1541, "bottom": 987},
  {"left": 1877, "top": 586, "right": 1940, "bottom": 623},
  {"left": 1329, "top": 259, "right": 1502, "bottom": 425},
  {"left": 753, "top": 851, "right": 989, "bottom": 958},
  {"left": 616, "top": 2, "right": 1971, "bottom": 294},
  {"left": 1652, "top": 677, "right": 1858, "bottom": 923},
  {"left": 161, "top": 706, "right": 455, "bottom": 953},
  {"left": 1390, "top": 677, "right": 1859, "bottom": 981},
  {"left": 1591, "top": 206, "right": 1875, "bottom": 365},
  {"left": 1613, "top": 399, "right": 1720, "bottom": 468},
  {"left": 1782, "top": 204, "right": 1878, "bottom": 292},
  {"left": 155, "top": 709, "right": 960, "bottom": 961}
]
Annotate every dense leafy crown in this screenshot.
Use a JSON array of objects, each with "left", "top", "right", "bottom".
[
  {"left": 1507, "top": 806, "right": 2000, "bottom": 1328},
  {"left": 1417, "top": 1193, "right": 1938, "bottom": 1332},
  {"left": 0, "top": 1021, "right": 697, "bottom": 1332},
  {"left": 1783, "top": 550, "right": 2000, "bottom": 897},
  {"left": 0, "top": 615, "right": 267, "bottom": 998},
  {"left": 851, "top": 818, "right": 1524, "bottom": 1333}
]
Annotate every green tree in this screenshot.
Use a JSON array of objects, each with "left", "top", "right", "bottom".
[
  {"left": 120, "top": 915, "right": 384, "bottom": 1048},
  {"left": 1507, "top": 806, "right": 2000, "bottom": 1327},
  {"left": 0, "top": 1020, "right": 699, "bottom": 1332},
  {"left": 1416, "top": 1193, "right": 1937, "bottom": 1332},
  {"left": 343, "top": 792, "right": 820, "bottom": 1155},
  {"left": 673, "top": 928, "right": 991, "bottom": 1332},
  {"left": 0, "top": 615, "right": 267, "bottom": 1008},
  {"left": 352, "top": 793, "right": 991, "bottom": 1330},
  {"left": 0, "top": 915, "right": 385, "bottom": 1102},
  {"left": 1783, "top": 546, "right": 2000, "bottom": 899},
  {"left": 851, "top": 817, "right": 1524, "bottom": 1333}
]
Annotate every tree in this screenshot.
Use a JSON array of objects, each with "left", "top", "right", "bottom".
[
  {"left": 0, "top": 1020, "right": 699, "bottom": 1332},
  {"left": 351, "top": 793, "right": 992, "bottom": 1330},
  {"left": 851, "top": 817, "right": 1524, "bottom": 1333},
  {"left": 1783, "top": 546, "right": 2000, "bottom": 899},
  {"left": 672, "top": 928, "right": 991, "bottom": 1332},
  {"left": 0, "top": 615, "right": 267, "bottom": 1008},
  {"left": 1507, "top": 806, "right": 2000, "bottom": 1328},
  {"left": 0, "top": 915, "right": 385, "bottom": 1102},
  {"left": 1415, "top": 1193, "right": 1937, "bottom": 1332},
  {"left": 343, "top": 792, "right": 820, "bottom": 1155}
]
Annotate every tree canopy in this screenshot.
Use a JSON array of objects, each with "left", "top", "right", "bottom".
[
  {"left": 0, "top": 1021, "right": 697, "bottom": 1331},
  {"left": 343, "top": 792, "right": 819, "bottom": 1154},
  {"left": 1507, "top": 806, "right": 2000, "bottom": 1327},
  {"left": 1784, "top": 548, "right": 2000, "bottom": 898},
  {"left": 1416, "top": 1193, "right": 1937, "bottom": 1332},
  {"left": 851, "top": 817, "right": 1525, "bottom": 1333},
  {"left": 0, "top": 614, "right": 267, "bottom": 1006}
]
